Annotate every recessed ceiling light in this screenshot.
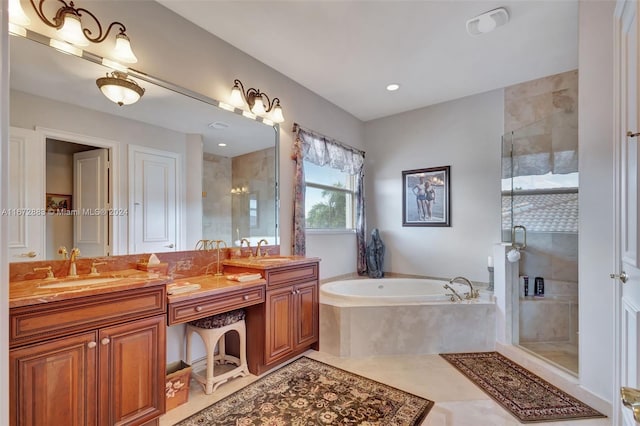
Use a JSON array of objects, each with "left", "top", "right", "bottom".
[
  {"left": 209, "top": 121, "right": 229, "bottom": 129},
  {"left": 386, "top": 84, "right": 400, "bottom": 92},
  {"left": 218, "top": 143, "right": 227, "bottom": 147}
]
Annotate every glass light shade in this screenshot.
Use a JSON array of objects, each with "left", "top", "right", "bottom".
[
  {"left": 229, "top": 85, "right": 244, "bottom": 107},
  {"left": 96, "top": 72, "right": 145, "bottom": 106},
  {"left": 9, "top": 0, "right": 31, "bottom": 26},
  {"left": 251, "top": 96, "right": 266, "bottom": 116},
  {"left": 57, "top": 12, "right": 89, "bottom": 46},
  {"left": 270, "top": 104, "right": 285, "bottom": 123},
  {"left": 477, "top": 15, "right": 497, "bottom": 33},
  {"left": 112, "top": 34, "right": 138, "bottom": 64}
]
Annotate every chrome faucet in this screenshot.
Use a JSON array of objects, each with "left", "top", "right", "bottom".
[
  {"left": 449, "top": 276, "right": 479, "bottom": 299},
  {"left": 443, "top": 284, "right": 464, "bottom": 301},
  {"left": 256, "top": 239, "right": 269, "bottom": 257},
  {"left": 240, "top": 238, "right": 252, "bottom": 257},
  {"left": 68, "top": 248, "right": 80, "bottom": 278}
]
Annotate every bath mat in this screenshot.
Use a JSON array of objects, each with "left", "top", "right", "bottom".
[
  {"left": 440, "top": 351, "right": 606, "bottom": 423},
  {"left": 175, "top": 356, "right": 434, "bottom": 425}
]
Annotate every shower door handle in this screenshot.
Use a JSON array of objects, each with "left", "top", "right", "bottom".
[{"left": 610, "top": 271, "right": 629, "bottom": 284}]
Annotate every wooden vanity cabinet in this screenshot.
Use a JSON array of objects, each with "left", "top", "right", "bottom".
[
  {"left": 9, "top": 286, "right": 167, "bottom": 426},
  {"left": 265, "top": 280, "right": 318, "bottom": 365},
  {"left": 238, "top": 261, "right": 319, "bottom": 374}
]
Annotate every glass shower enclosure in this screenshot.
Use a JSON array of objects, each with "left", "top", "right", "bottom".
[{"left": 502, "top": 112, "right": 579, "bottom": 375}]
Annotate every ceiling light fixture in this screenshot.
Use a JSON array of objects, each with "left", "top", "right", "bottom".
[
  {"left": 96, "top": 71, "right": 145, "bottom": 106},
  {"left": 466, "top": 7, "right": 509, "bottom": 36},
  {"left": 229, "top": 79, "right": 285, "bottom": 124},
  {"left": 25, "top": 0, "right": 138, "bottom": 62},
  {"left": 386, "top": 83, "right": 400, "bottom": 92}
]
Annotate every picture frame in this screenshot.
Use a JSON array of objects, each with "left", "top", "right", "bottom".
[
  {"left": 46, "top": 193, "right": 72, "bottom": 212},
  {"left": 402, "top": 166, "right": 450, "bottom": 227}
]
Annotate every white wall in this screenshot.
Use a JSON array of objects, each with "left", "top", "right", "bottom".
[
  {"left": 1, "top": 0, "right": 9, "bottom": 423},
  {"left": 81, "top": 1, "right": 366, "bottom": 265},
  {"left": 363, "top": 90, "right": 504, "bottom": 282},
  {"left": 577, "top": 0, "right": 615, "bottom": 404}
]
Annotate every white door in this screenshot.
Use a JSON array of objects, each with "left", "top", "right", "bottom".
[
  {"left": 130, "top": 147, "right": 180, "bottom": 253},
  {"left": 73, "top": 149, "right": 110, "bottom": 257},
  {"left": 615, "top": 1, "right": 640, "bottom": 424},
  {"left": 8, "top": 127, "right": 44, "bottom": 262}
]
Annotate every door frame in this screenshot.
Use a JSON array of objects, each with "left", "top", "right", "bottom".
[
  {"left": 128, "top": 144, "right": 184, "bottom": 253},
  {"left": 35, "top": 127, "right": 123, "bottom": 255},
  {"left": 613, "top": 1, "right": 636, "bottom": 424}
]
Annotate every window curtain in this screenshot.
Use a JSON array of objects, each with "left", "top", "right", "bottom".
[{"left": 292, "top": 124, "right": 367, "bottom": 275}]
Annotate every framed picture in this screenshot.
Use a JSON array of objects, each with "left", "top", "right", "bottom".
[
  {"left": 402, "top": 166, "right": 450, "bottom": 227},
  {"left": 46, "top": 193, "right": 72, "bottom": 212}
]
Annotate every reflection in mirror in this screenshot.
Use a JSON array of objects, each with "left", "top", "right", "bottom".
[{"left": 9, "top": 32, "right": 279, "bottom": 260}]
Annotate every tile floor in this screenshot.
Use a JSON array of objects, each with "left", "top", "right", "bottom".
[
  {"left": 519, "top": 341, "right": 579, "bottom": 374},
  {"left": 159, "top": 350, "right": 611, "bottom": 426}
]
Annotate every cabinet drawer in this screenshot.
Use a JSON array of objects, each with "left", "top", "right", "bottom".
[
  {"left": 168, "top": 286, "right": 265, "bottom": 325},
  {"left": 10, "top": 286, "right": 166, "bottom": 348},
  {"left": 266, "top": 264, "right": 318, "bottom": 288}
]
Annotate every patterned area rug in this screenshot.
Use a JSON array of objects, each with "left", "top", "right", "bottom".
[
  {"left": 176, "top": 356, "right": 433, "bottom": 425},
  {"left": 440, "top": 351, "right": 606, "bottom": 423}
]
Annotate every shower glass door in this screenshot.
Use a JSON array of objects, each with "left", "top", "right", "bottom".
[{"left": 502, "top": 112, "right": 580, "bottom": 375}]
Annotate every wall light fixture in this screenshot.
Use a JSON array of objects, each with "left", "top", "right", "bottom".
[
  {"left": 22, "top": 0, "right": 138, "bottom": 63},
  {"left": 229, "top": 79, "right": 285, "bottom": 123},
  {"left": 96, "top": 71, "right": 145, "bottom": 106}
]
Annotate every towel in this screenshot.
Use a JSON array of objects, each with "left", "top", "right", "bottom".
[
  {"left": 226, "top": 272, "right": 262, "bottom": 282},
  {"left": 167, "top": 282, "right": 201, "bottom": 295}
]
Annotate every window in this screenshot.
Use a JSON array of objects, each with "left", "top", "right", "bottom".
[{"left": 304, "top": 161, "right": 355, "bottom": 230}]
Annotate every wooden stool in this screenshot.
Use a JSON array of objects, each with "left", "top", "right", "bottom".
[{"left": 185, "top": 309, "right": 249, "bottom": 394}]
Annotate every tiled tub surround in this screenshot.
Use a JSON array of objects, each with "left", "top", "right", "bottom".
[{"left": 320, "top": 278, "right": 496, "bottom": 357}]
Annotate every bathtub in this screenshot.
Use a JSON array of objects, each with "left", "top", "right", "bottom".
[
  {"left": 320, "top": 277, "right": 496, "bottom": 357},
  {"left": 320, "top": 277, "right": 490, "bottom": 305}
]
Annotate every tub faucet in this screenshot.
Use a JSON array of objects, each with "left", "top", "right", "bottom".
[
  {"left": 449, "top": 276, "right": 479, "bottom": 299},
  {"left": 443, "top": 284, "right": 464, "bottom": 301}
]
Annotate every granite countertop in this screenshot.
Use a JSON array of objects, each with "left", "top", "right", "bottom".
[
  {"left": 222, "top": 255, "right": 321, "bottom": 270},
  {"left": 9, "top": 269, "right": 170, "bottom": 308},
  {"left": 167, "top": 274, "right": 267, "bottom": 303}
]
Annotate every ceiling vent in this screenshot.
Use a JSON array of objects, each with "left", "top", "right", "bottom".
[{"left": 466, "top": 7, "right": 509, "bottom": 36}]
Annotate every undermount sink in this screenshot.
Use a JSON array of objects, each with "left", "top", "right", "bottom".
[{"left": 39, "top": 277, "right": 123, "bottom": 289}]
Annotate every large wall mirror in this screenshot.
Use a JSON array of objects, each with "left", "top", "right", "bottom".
[{"left": 9, "top": 32, "right": 279, "bottom": 261}]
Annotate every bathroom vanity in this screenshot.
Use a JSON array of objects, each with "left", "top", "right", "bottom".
[
  {"left": 9, "top": 271, "right": 168, "bottom": 426},
  {"left": 8, "top": 253, "right": 320, "bottom": 426}
]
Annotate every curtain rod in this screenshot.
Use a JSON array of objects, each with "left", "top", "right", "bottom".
[{"left": 292, "top": 122, "right": 365, "bottom": 157}]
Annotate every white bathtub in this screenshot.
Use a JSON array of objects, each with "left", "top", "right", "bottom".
[
  {"left": 319, "top": 277, "right": 496, "bottom": 357},
  {"left": 320, "top": 277, "right": 491, "bottom": 306}
]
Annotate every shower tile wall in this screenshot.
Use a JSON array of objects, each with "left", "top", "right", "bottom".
[
  {"left": 202, "top": 153, "right": 232, "bottom": 244},
  {"left": 505, "top": 70, "right": 579, "bottom": 347}
]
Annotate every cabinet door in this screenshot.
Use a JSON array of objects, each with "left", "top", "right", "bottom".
[
  {"left": 294, "top": 281, "right": 319, "bottom": 350},
  {"left": 265, "top": 286, "right": 294, "bottom": 364},
  {"left": 98, "top": 315, "right": 166, "bottom": 426},
  {"left": 10, "top": 331, "right": 98, "bottom": 426}
]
